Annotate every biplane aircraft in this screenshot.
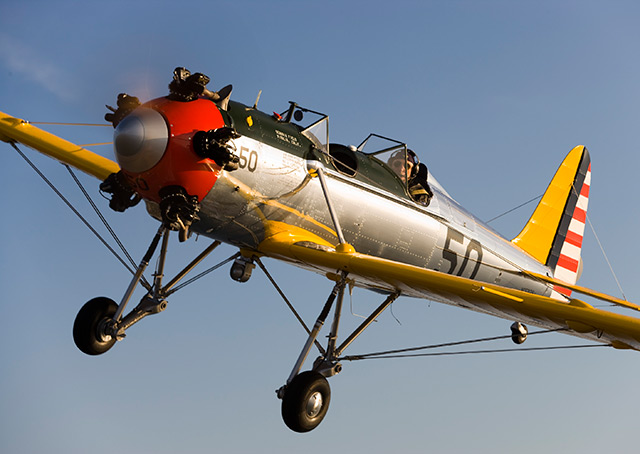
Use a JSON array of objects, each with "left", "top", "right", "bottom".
[{"left": 1, "top": 67, "right": 639, "bottom": 432}]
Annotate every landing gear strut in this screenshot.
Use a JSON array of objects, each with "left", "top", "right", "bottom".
[
  {"left": 274, "top": 268, "right": 399, "bottom": 432},
  {"left": 72, "top": 226, "right": 221, "bottom": 355}
]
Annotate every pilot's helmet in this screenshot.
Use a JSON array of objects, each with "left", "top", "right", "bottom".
[
  {"left": 407, "top": 149, "right": 419, "bottom": 176},
  {"left": 389, "top": 149, "right": 418, "bottom": 164},
  {"left": 389, "top": 149, "right": 419, "bottom": 179},
  {"left": 407, "top": 149, "right": 418, "bottom": 166}
]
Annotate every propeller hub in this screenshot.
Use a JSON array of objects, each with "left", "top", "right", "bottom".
[{"left": 113, "top": 108, "right": 168, "bottom": 173}]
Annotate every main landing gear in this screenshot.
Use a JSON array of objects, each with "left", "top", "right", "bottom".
[
  {"left": 70, "top": 223, "right": 399, "bottom": 433},
  {"left": 72, "top": 225, "right": 223, "bottom": 356},
  {"left": 273, "top": 270, "right": 400, "bottom": 432}
]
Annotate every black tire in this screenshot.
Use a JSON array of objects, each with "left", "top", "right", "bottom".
[
  {"left": 281, "top": 371, "right": 331, "bottom": 433},
  {"left": 73, "top": 297, "right": 118, "bottom": 356}
]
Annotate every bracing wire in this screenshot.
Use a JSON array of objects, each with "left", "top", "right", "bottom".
[
  {"left": 166, "top": 253, "right": 239, "bottom": 295},
  {"left": 584, "top": 211, "right": 628, "bottom": 301},
  {"left": 25, "top": 122, "right": 112, "bottom": 147},
  {"left": 28, "top": 121, "right": 111, "bottom": 127},
  {"left": 255, "top": 257, "right": 311, "bottom": 334},
  {"left": 77, "top": 142, "right": 113, "bottom": 147},
  {"left": 340, "top": 328, "right": 569, "bottom": 361},
  {"left": 255, "top": 257, "right": 325, "bottom": 354},
  {"left": 64, "top": 165, "right": 138, "bottom": 270},
  {"left": 10, "top": 142, "right": 139, "bottom": 278},
  {"left": 486, "top": 194, "right": 543, "bottom": 224},
  {"left": 565, "top": 178, "right": 628, "bottom": 302},
  {"left": 346, "top": 344, "right": 608, "bottom": 359}
]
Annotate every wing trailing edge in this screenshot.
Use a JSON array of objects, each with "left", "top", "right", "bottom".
[
  {"left": 256, "top": 227, "right": 640, "bottom": 351},
  {"left": 0, "top": 110, "right": 119, "bottom": 180}
]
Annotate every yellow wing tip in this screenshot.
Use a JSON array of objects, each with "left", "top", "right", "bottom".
[{"left": 0, "top": 109, "right": 119, "bottom": 180}]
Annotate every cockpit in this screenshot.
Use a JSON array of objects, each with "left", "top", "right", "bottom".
[{"left": 278, "top": 102, "right": 433, "bottom": 206}]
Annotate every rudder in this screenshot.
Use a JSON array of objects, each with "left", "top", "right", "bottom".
[{"left": 512, "top": 145, "right": 591, "bottom": 296}]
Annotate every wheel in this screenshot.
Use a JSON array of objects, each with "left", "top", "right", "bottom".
[
  {"left": 281, "top": 371, "right": 331, "bottom": 433},
  {"left": 510, "top": 321, "right": 528, "bottom": 345},
  {"left": 73, "top": 297, "right": 118, "bottom": 355}
]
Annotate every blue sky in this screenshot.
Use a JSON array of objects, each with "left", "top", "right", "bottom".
[{"left": 1, "top": 1, "right": 640, "bottom": 452}]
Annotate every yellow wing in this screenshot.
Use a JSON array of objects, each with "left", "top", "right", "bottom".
[
  {"left": 0, "top": 110, "right": 119, "bottom": 180},
  {"left": 257, "top": 222, "right": 640, "bottom": 351}
]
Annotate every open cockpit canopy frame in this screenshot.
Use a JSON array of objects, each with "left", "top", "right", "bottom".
[{"left": 277, "top": 102, "right": 417, "bottom": 200}]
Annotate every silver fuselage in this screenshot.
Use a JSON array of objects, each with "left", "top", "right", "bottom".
[{"left": 179, "top": 135, "right": 552, "bottom": 304}]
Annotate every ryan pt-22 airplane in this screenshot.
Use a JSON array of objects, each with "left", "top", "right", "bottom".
[{"left": 1, "top": 68, "right": 639, "bottom": 432}]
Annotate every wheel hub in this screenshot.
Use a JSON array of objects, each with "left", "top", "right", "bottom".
[
  {"left": 305, "top": 392, "right": 323, "bottom": 418},
  {"left": 96, "top": 317, "right": 114, "bottom": 343}
]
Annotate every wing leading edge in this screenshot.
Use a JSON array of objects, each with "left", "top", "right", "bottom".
[
  {"left": 0, "top": 110, "right": 119, "bottom": 180},
  {"left": 257, "top": 225, "right": 640, "bottom": 351}
]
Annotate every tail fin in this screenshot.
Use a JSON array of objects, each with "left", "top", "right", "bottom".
[{"left": 512, "top": 145, "right": 591, "bottom": 296}]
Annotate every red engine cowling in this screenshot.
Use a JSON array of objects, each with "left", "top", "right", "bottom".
[
  {"left": 113, "top": 97, "right": 225, "bottom": 203},
  {"left": 111, "top": 97, "right": 230, "bottom": 238}
]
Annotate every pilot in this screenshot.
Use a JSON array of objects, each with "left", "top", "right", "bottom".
[
  {"left": 388, "top": 149, "right": 414, "bottom": 183},
  {"left": 388, "top": 149, "right": 433, "bottom": 206}
]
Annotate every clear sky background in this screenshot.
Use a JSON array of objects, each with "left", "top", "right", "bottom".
[{"left": 1, "top": 1, "right": 640, "bottom": 453}]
